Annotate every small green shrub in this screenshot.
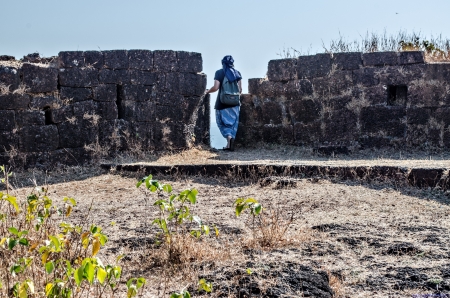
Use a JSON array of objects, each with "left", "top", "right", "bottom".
[
  {"left": 137, "top": 175, "right": 218, "bottom": 264},
  {"left": 0, "top": 165, "right": 145, "bottom": 297}
]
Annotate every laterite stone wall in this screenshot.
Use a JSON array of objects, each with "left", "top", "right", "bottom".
[
  {"left": 239, "top": 51, "right": 450, "bottom": 151},
  {"left": 0, "top": 50, "right": 209, "bottom": 168}
]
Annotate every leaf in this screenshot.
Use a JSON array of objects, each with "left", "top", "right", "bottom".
[
  {"left": 246, "top": 268, "right": 253, "bottom": 275},
  {"left": 19, "top": 238, "right": 29, "bottom": 246},
  {"left": 5, "top": 195, "right": 20, "bottom": 213},
  {"left": 213, "top": 225, "right": 220, "bottom": 237},
  {"left": 45, "top": 283, "right": 54, "bottom": 296},
  {"left": 187, "top": 189, "right": 198, "bottom": 204},
  {"left": 74, "top": 267, "right": 83, "bottom": 287},
  {"left": 92, "top": 238, "right": 101, "bottom": 256},
  {"left": 25, "top": 280, "right": 34, "bottom": 294},
  {"left": 41, "top": 251, "right": 50, "bottom": 265},
  {"left": 18, "top": 282, "right": 27, "bottom": 298},
  {"left": 86, "top": 262, "right": 95, "bottom": 284},
  {"left": 66, "top": 206, "right": 72, "bottom": 217},
  {"left": 254, "top": 203, "right": 262, "bottom": 215},
  {"left": 202, "top": 225, "right": 210, "bottom": 236},
  {"left": 8, "top": 239, "right": 18, "bottom": 250},
  {"left": 136, "top": 277, "right": 146, "bottom": 289},
  {"left": 127, "top": 285, "right": 137, "bottom": 298},
  {"left": 162, "top": 184, "right": 172, "bottom": 193},
  {"left": 97, "top": 267, "right": 107, "bottom": 284},
  {"left": 8, "top": 227, "right": 19, "bottom": 236},
  {"left": 45, "top": 261, "right": 55, "bottom": 274}
]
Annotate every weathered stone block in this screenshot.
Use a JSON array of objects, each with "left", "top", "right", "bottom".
[
  {"left": 0, "top": 94, "right": 31, "bottom": 110},
  {"left": 0, "top": 55, "right": 15, "bottom": 61},
  {"left": 45, "top": 148, "right": 93, "bottom": 167},
  {"left": 424, "top": 63, "right": 450, "bottom": 81},
  {"left": 259, "top": 99, "right": 283, "bottom": 125},
  {"left": 267, "top": 58, "right": 297, "bottom": 81},
  {"left": 177, "top": 51, "right": 202, "bottom": 73},
  {"left": 408, "top": 81, "right": 448, "bottom": 107},
  {"left": 83, "top": 51, "right": 104, "bottom": 69},
  {"left": 16, "top": 111, "right": 45, "bottom": 126},
  {"left": 434, "top": 107, "right": 450, "bottom": 127},
  {"left": 73, "top": 100, "right": 96, "bottom": 117},
  {"left": 95, "top": 101, "right": 118, "bottom": 120},
  {"left": 58, "top": 119, "right": 97, "bottom": 148},
  {"left": 327, "top": 95, "right": 353, "bottom": 110},
  {"left": 377, "top": 64, "right": 426, "bottom": 86},
  {"left": 293, "top": 121, "right": 322, "bottom": 145},
  {"left": 154, "top": 50, "right": 178, "bottom": 72},
  {"left": 250, "top": 80, "right": 282, "bottom": 98},
  {"left": 399, "top": 51, "right": 425, "bottom": 65},
  {"left": 120, "top": 85, "right": 154, "bottom": 102},
  {"left": 19, "top": 125, "right": 59, "bottom": 152},
  {"left": 59, "top": 68, "right": 98, "bottom": 87},
  {"left": 153, "top": 121, "right": 187, "bottom": 149},
  {"left": 30, "top": 96, "right": 61, "bottom": 109},
  {"left": 312, "top": 71, "right": 353, "bottom": 96},
  {"left": 129, "top": 70, "right": 159, "bottom": 85},
  {"left": 363, "top": 52, "right": 398, "bottom": 67},
  {"left": 262, "top": 124, "right": 293, "bottom": 144},
  {"left": 359, "top": 136, "right": 396, "bottom": 149},
  {"left": 49, "top": 106, "right": 73, "bottom": 124},
  {"left": 179, "top": 73, "right": 207, "bottom": 96},
  {"left": 0, "top": 131, "right": 18, "bottom": 152},
  {"left": 352, "top": 85, "right": 386, "bottom": 105},
  {"left": 0, "top": 110, "right": 15, "bottom": 130},
  {"left": 22, "top": 63, "right": 58, "bottom": 93},
  {"left": 283, "top": 80, "right": 314, "bottom": 99},
  {"left": 154, "top": 93, "right": 198, "bottom": 122},
  {"left": 361, "top": 106, "right": 406, "bottom": 137},
  {"left": 248, "top": 78, "right": 264, "bottom": 95},
  {"left": 288, "top": 99, "right": 320, "bottom": 123},
  {"left": 128, "top": 50, "right": 153, "bottom": 71},
  {"left": 332, "top": 52, "right": 362, "bottom": 70},
  {"left": 119, "top": 100, "right": 154, "bottom": 122},
  {"left": 239, "top": 95, "right": 263, "bottom": 125},
  {"left": 162, "top": 72, "right": 179, "bottom": 93},
  {"left": 352, "top": 67, "right": 379, "bottom": 87},
  {"left": 58, "top": 51, "right": 85, "bottom": 68},
  {"left": 60, "top": 87, "right": 93, "bottom": 102},
  {"left": 297, "top": 54, "right": 332, "bottom": 79},
  {"left": 98, "top": 119, "right": 130, "bottom": 149},
  {"left": 130, "top": 121, "right": 153, "bottom": 149},
  {"left": 103, "top": 50, "right": 128, "bottom": 69},
  {"left": 235, "top": 124, "right": 263, "bottom": 147},
  {"left": 322, "top": 111, "right": 358, "bottom": 142},
  {"left": 99, "top": 69, "right": 130, "bottom": 84},
  {"left": 406, "top": 107, "right": 431, "bottom": 125},
  {"left": 93, "top": 84, "right": 116, "bottom": 102},
  {"left": 0, "top": 66, "right": 20, "bottom": 90}
]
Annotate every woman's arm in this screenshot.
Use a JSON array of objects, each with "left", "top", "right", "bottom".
[{"left": 205, "top": 80, "right": 221, "bottom": 94}]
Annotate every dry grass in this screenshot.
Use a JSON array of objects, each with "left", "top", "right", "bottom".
[
  {"left": 0, "top": 83, "right": 10, "bottom": 95},
  {"left": 12, "top": 83, "right": 28, "bottom": 95},
  {"left": 6, "top": 166, "right": 450, "bottom": 297}
]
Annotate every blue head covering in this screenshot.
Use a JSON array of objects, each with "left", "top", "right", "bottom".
[{"left": 222, "top": 55, "right": 242, "bottom": 82}]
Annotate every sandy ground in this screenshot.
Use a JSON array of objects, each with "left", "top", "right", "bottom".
[{"left": 6, "top": 164, "right": 450, "bottom": 297}]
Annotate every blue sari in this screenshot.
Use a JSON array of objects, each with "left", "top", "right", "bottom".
[{"left": 216, "top": 105, "right": 240, "bottom": 139}]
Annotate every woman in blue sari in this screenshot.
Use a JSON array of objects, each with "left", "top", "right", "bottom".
[{"left": 205, "top": 55, "right": 242, "bottom": 151}]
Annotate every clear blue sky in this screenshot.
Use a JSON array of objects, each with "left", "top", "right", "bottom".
[{"left": 1, "top": 0, "right": 449, "bottom": 148}]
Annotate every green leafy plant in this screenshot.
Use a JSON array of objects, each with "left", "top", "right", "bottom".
[
  {"left": 137, "top": 175, "right": 217, "bottom": 263},
  {"left": 0, "top": 165, "right": 145, "bottom": 297}
]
